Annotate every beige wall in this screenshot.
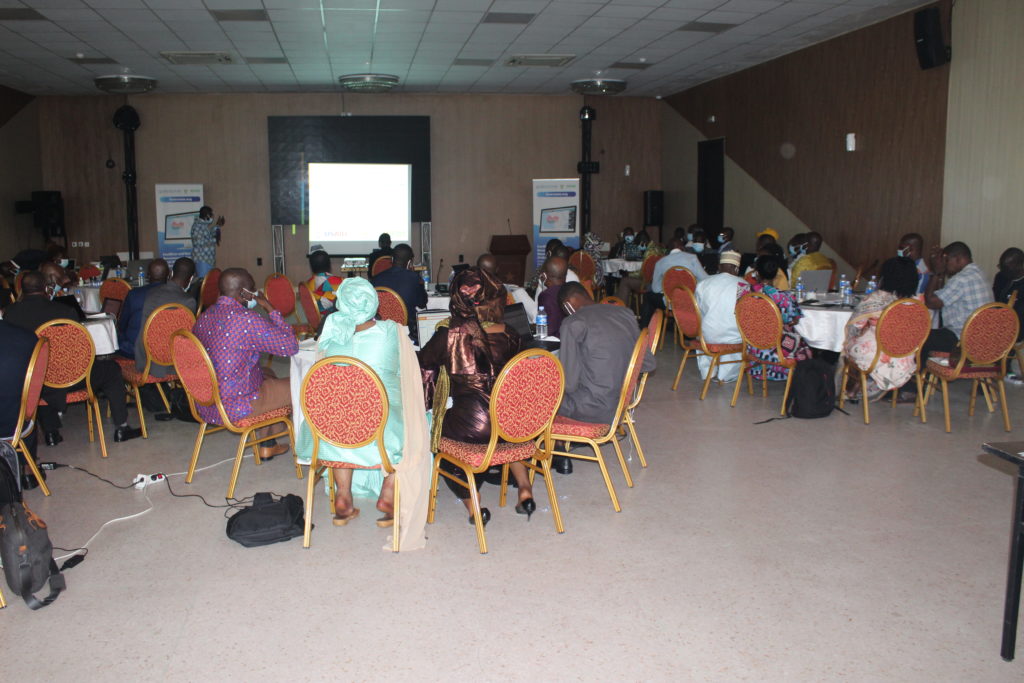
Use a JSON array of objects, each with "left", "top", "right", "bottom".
[
  {"left": 942, "top": 0, "right": 1024, "bottom": 275},
  {"left": 0, "top": 100, "right": 42, "bottom": 255}
]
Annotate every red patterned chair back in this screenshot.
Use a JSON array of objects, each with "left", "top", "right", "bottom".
[
  {"left": 35, "top": 319, "right": 95, "bottom": 388},
  {"left": 628, "top": 311, "right": 662, "bottom": 411},
  {"left": 199, "top": 269, "right": 221, "bottom": 310},
  {"left": 735, "top": 292, "right": 783, "bottom": 352},
  {"left": 78, "top": 264, "right": 101, "bottom": 280},
  {"left": 10, "top": 339, "right": 48, "bottom": 447},
  {"left": 670, "top": 286, "right": 701, "bottom": 339},
  {"left": 599, "top": 295, "right": 627, "bottom": 307},
  {"left": 300, "top": 356, "right": 392, "bottom": 471},
  {"left": 263, "top": 273, "right": 296, "bottom": 317},
  {"left": 662, "top": 267, "right": 696, "bottom": 300},
  {"left": 371, "top": 256, "right": 393, "bottom": 277},
  {"left": 876, "top": 298, "right": 931, "bottom": 361},
  {"left": 640, "top": 254, "right": 662, "bottom": 286},
  {"left": 614, "top": 329, "right": 650, "bottom": 425},
  {"left": 171, "top": 330, "right": 220, "bottom": 410},
  {"left": 99, "top": 277, "right": 130, "bottom": 303},
  {"left": 568, "top": 250, "right": 596, "bottom": 282},
  {"left": 143, "top": 303, "right": 196, "bottom": 369},
  {"left": 298, "top": 281, "right": 322, "bottom": 329},
  {"left": 491, "top": 350, "right": 564, "bottom": 444},
  {"left": 375, "top": 287, "right": 408, "bottom": 325},
  {"left": 959, "top": 303, "right": 1020, "bottom": 366}
]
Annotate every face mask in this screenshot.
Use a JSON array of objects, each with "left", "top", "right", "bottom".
[
  {"left": 242, "top": 288, "right": 259, "bottom": 309},
  {"left": 897, "top": 247, "right": 909, "bottom": 258},
  {"left": 692, "top": 243, "right": 705, "bottom": 254},
  {"left": 624, "top": 235, "right": 634, "bottom": 244},
  {"left": 58, "top": 259, "right": 69, "bottom": 268},
  {"left": 184, "top": 276, "right": 195, "bottom": 291},
  {"left": 789, "top": 245, "right": 798, "bottom": 256},
  {"left": 718, "top": 235, "right": 727, "bottom": 244}
]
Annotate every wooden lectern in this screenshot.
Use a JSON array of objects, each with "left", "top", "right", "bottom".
[{"left": 489, "top": 234, "right": 532, "bottom": 286}]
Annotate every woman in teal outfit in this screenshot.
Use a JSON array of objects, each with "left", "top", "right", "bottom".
[{"left": 295, "top": 277, "right": 404, "bottom": 526}]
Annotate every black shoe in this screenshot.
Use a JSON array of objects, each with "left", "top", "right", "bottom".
[
  {"left": 468, "top": 507, "right": 491, "bottom": 527},
  {"left": 154, "top": 412, "right": 174, "bottom": 422},
  {"left": 515, "top": 497, "right": 536, "bottom": 521},
  {"left": 44, "top": 431, "right": 63, "bottom": 447},
  {"left": 553, "top": 456, "right": 573, "bottom": 475},
  {"left": 113, "top": 426, "right": 143, "bottom": 443}
]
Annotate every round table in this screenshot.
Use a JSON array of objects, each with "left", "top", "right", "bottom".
[
  {"left": 794, "top": 305, "right": 854, "bottom": 352},
  {"left": 84, "top": 314, "right": 118, "bottom": 355}
]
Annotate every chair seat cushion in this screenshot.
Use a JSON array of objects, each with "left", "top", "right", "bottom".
[
  {"left": 116, "top": 358, "right": 177, "bottom": 385},
  {"left": 705, "top": 342, "right": 743, "bottom": 353},
  {"left": 235, "top": 405, "right": 291, "bottom": 428},
  {"left": 926, "top": 359, "right": 1001, "bottom": 379},
  {"left": 551, "top": 415, "right": 608, "bottom": 439},
  {"left": 65, "top": 390, "right": 90, "bottom": 404},
  {"left": 438, "top": 437, "right": 537, "bottom": 468}
]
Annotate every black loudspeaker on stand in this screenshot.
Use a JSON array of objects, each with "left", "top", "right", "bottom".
[
  {"left": 643, "top": 190, "right": 663, "bottom": 228},
  {"left": 914, "top": 6, "right": 950, "bottom": 70}
]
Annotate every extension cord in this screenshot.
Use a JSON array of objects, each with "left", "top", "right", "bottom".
[{"left": 132, "top": 473, "right": 166, "bottom": 490}]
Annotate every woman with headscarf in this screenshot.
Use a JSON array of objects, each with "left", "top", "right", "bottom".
[
  {"left": 418, "top": 267, "right": 533, "bottom": 526},
  {"left": 737, "top": 254, "right": 812, "bottom": 381}
]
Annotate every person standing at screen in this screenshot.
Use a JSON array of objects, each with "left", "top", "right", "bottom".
[{"left": 191, "top": 205, "right": 225, "bottom": 278}]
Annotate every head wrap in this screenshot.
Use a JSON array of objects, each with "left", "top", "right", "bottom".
[
  {"left": 719, "top": 250, "right": 742, "bottom": 267},
  {"left": 318, "top": 276, "right": 379, "bottom": 348},
  {"left": 757, "top": 228, "right": 780, "bottom": 241},
  {"left": 446, "top": 267, "right": 507, "bottom": 375}
]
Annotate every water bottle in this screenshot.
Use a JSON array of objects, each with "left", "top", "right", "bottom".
[
  {"left": 421, "top": 268, "right": 430, "bottom": 292},
  {"left": 794, "top": 276, "right": 805, "bottom": 302},
  {"left": 535, "top": 306, "right": 548, "bottom": 339},
  {"left": 116, "top": 264, "right": 123, "bottom": 279},
  {"left": 842, "top": 282, "right": 853, "bottom": 306},
  {"left": 865, "top": 275, "right": 877, "bottom": 295},
  {"left": 838, "top": 273, "right": 848, "bottom": 293},
  {"left": 137, "top": 266, "right": 145, "bottom": 287}
]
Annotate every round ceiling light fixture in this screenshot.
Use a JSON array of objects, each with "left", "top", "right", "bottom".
[
  {"left": 94, "top": 69, "right": 158, "bottom": 95},
  {"left": 337, "top": 73, "right": 400, "bottom": 93},
  {"left": 570, "top": 78, "right": 627, "bottom": 95}
]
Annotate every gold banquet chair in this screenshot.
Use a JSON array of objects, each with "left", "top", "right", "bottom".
[
  {"left": 3, "top": 338, "right": 51, "bottom": 496},
  {"left": 621, "top": 309, "right": 663, "bottom": 469}
]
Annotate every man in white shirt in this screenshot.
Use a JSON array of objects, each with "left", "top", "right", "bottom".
[
  {"left": 641, "top": 237, "right": 708, "bottom": 327},
  {"left": 695, "top": 251, "right": 744, "bottom": 382}
]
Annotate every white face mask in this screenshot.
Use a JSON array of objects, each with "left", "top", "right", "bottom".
[
  {"left": 692, "top": 243, "right": 705, "bottom": 254},
  {"left": 624, "top": 235, "right": 634, "bottom": 244},
  {"left": 897, "top": 247, "right": 910, "bottom": 258},
  {"left": 241, "top": 288, "right": 259, "bottom": 309},
  {"left": 58, "top": 259, "right": 69, "bottom": 268}
]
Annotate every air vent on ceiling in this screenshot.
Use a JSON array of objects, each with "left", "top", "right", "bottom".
[
  {"left": 453, "top": 58, "right": 495, "bottom": 67},
  {"left": 482, "top": 12, "right": 534, "bottom": 25},
  {"left": 608, "top": 61, "right": 650, "bottom": 70},
  {"left": 245, "top": 56, "right": 289, "bottom": 64},
  {"left": 161, "top": 51, "right": 235, "bottom": 65},
  {"left": 69, "top": 57, "right": 118, "bottom": 65},
  {"left": 505, "top": 54, "right": 575, "bottom": 68},
  {"left": 0, "top": 8, "right": 47, "bottom": 21},
  {"left": 679, "top": 21, "right": 738, "bottom": 33},
  {"left": 210, "top": 9, "right": 269, "bottom": 22}
]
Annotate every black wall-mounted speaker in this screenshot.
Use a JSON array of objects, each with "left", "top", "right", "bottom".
[{"left": 914, "top": 6, "right": 950, "bottom": 70}]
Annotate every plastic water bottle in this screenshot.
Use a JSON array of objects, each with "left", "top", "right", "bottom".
[
  {"left": 421, "top": 268, "right": 430, "bottom": 292},
  {"left": 865, "top": 275, "right": 877, "bottom": 295},
  {"left": 115, "top": 264, "right": 123, "bottom": 279},
  {"left": 842, "top": 282, "right": 853, "bottom": 306},
  {"left": 838, "top": 273, "right": 848, "bottom": 293},
  {"left": 535, "top": 306, "right": 548, "bottom": 339},
  {"left": 795, "top": 276, "right": 805, "bottom": 302},
  {"left": 137, "top": 266, "right": 145, "bottom": 287}
]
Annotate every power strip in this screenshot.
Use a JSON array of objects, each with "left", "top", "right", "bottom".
[{"left": 132, "top": 473, "right": 166, "bottom": 490}]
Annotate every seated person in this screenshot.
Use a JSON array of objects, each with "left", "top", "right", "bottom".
[
  {"left": 897, "top": 232, "right": 931, "bottom": 295},
  {"left": 306, "top": 249, "right": 344, "bottom": 313},
  {"left": 737, "top": 255, "right": 811, "bottom": 381},
  {"left": 993, "top": 247, "right": 1024, "bottom": 342},
  {"left": 536, "top": 256, "right": 569, "bottom": 338},
  {"left": 136, "top": 257, "right": 197, "bottom": 377},
  {"left": 790, "top": 231, "right": 834, "bottom": 281},
  {"left": 118, "top": 258, "right": 169, "bottom": 358},
  {"left": 476, "top": 252, "right": 498, "bottom": 276},
  {"left": 745, "top": 242, "right": 789, "bottom": 290},
  {"left": 741, "top": 228, "right": 778, "bottom": 274},
  {"left": 715, "top": 227, "right": 735, "bottom": 254},
  {"left": 787, "top": 233, "right": 807, "bottom": 266},
  {"left": 641, "top": 236, "right": 709, "bottom": 327},
  {"left": 525, "top": 238, "right": 564, "bottom": 295},
  {"left": 4, "top": 270, "right": 142, "bottom": 445},
  {"left": 0, "top": 320, "right": 41, "bottom": 470},
  {"left": 695, "top": 251, "right": 745, "bottom": 382},
  {"left": 418, "top": 267, "right": 531, "bottom": 524},
  {"left": 842, "top": 257, "right": 920, "bottom": 401},
  {"left": 192, "top": 268, "right": 298, "bottom": 460},
  {"left": 686, "top": 228, "right": 708, "bottom": 255},
  {"left": 367, "top": 232, "right": 394, "bottom": 272},
  {"left": 921, "top": 241, "right": 993, "bottom": 365},
  {"left": 371, "top": 243, "right": 428, "bottom": 343},
  {"left": 580, "top": 231, "right": 606, "bottom": 290},
  {"left": 608, "top": 228, "right": 637, "bottom": 260}
]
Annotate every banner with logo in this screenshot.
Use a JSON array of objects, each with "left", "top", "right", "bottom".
[
  {"left": 532, "top": 178, "right": 580, "bottom": 268},
  {"left": 155, "top": 184, "right": 204, "bottom": 262}
]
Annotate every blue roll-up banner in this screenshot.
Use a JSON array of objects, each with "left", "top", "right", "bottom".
[
  {"left": 155, "top": 184, "right": 204, "bottom": 262},
  {"left": 532, "top": 178, "right": 580, "bottom": 268}
]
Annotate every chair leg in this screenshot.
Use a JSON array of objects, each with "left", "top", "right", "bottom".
[
  {"left": 915, "top": 373, "right": 927, "bottom": 424},
  {"left": 154, "top": 383, "right": 171, "bottom": 412},
  {"left": 302, "top": 454, "right": 318, "bottom": 548},
  {"left": 227, "top": 430, "right": 251, "bottom": 499},
  {"left": 969, "top": 379, "right": 979, "bottom": 416},
  {"left": 539, "top": 458, "right": 565, "bottom": 534},
  {"left": 465, "top": 470, "right": 488, "bottom": 554},
  {"left": 426, "top": 455, "right": 441, "bottom": 524},
  {"left": 592, "top": 442, "right": 621, "bottom": 512},
  {"left": 133, "top": 386, "right": 147, "bottom": 439},
  {"left": 730, "top": 363, "right": 745, "bottom": 407},
  {"left": 700, "top": 355, "right": 718, "bottom": 401},
  {"left": 860, "top": 371, "right": 870, "bottom": 425},
  {"left": 658, "top": 314, "right": 667, "bottom": 351},
  {"left": 672, "top": 354, "right": 686, "bottom": 391},
  {"left": 391, "top": 479, "right": 401, "bottom": 552},
  {"left": 498, "top": 464, "right": 509, "bottom": 508},
  {"left": 624, "top": 413, "right": 647, "bottom": 468},
  {"left": 762, "top": 366, "right": 769, "bottom": 398},
  {"left": 18, "top": 442, "right": 50, "bottom": 497},
  {"left": 940, "top": 379, "right": 951, "bottom": 433},
  {"left": 780, "top": 367, "right": 795, "bottom": 416},
  {"left": 981, "top": 380, "right": 996, "bottom": 413},
  {"left": 747, "top": 367, "right": 755, "bottom": 395},
  {"left": 999, "top": 379, "right": 1012, "bottom": 432},
  {"left": 838, "top": 362, "right": 850, "bottom": 410},
  {"left": 611, "top": 437, "right": 634, "bottom": 488},
  {"left": 86, "top": 399, "right": 95, "bottom": 443},
  {"left": 185, "top": 423, "right": 208, "bottom": 483},
  {"left": 92, "top": 399, "right": 108, "bottom": 459}
]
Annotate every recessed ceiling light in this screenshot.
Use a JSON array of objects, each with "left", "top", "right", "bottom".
[{"left": 506, "top": 54, "right": 575, "bottom": 67}]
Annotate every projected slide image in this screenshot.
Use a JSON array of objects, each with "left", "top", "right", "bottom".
[
  {"left": 308, "top": 162, "right": 411, "bottom": 253},
  {"left": 165, "top": 211, "right": 199, "bottom": 241},
  {"left": 539, "top": 206, "right": 576, "bottom": 234}
]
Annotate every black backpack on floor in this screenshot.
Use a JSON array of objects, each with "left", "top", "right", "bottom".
[
  {"left": 0, "top": 500, "right": 65, "bottom": 609},
  {"left": 226, "top": 493, "right": 305, "bottom": 548},
  {"left": 785, "top": 357, "right": 837, "bottom": 419}
]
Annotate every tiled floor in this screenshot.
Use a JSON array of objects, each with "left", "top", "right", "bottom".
[{"left": 4, "top": 349, "right": 1023, "bottom": 681}]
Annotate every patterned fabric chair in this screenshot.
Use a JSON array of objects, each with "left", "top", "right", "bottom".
[
  {"left": 599, "top": 295, "right": 628, "bottom": 307},
  {"left": 837, "top": 298, "right": 931, "bottom": 425},
  {"left": 117, "top": 303, "right": 195, "bottom": 438},
  {"left": 621, "top": 310, "right": 662, "bottom": 469},
  {"left": 671, "top": 286, "right": 744, "bottom": 400},
  {"left": 731, "top": 292, "right": 794, "bottom": 416},
  {"left": 297, "top": 281, "right": 322, "bottom": 333},
  {"left": 375, "top": 286, "right": 408, "bottom": 326},
  {"left": 35, "top": 319, "right": 108, "bottom": 459},
  {"left": 3, "top": 339, "right": 51, "bottom": 496},
  {"left": 921, "top": 302, "right": 1019, "bottom": 433},
  {"left": 428, "top": 349, "right": 565, "bottom": 554},
  {"left": 548, "top": 329, "right": 649, "bottom": 512},
  {"left": 569, "top": 250, "right": 597, "bottom": 291},
  {"left": 78, "top": 264, "right": 101, "bottom": 280},
  {"left": 631, "top": 253, "right": 663, "bottom": 314},
  {"left": 99, "top": 277, "right": 131, "bottom": 318},
  {"left": 299, "top": 356, "right": 397, "bottom": 550},
  {"left": 371, "top": 256, "right": 393, "bottom": 277},
  {"left": 198, "top": 268, "right": 221, "bottom": 312},
  {"left": 744, "top": 271, "right": 758, "bottom": 286},
  {"left": 263, "top": 273, "right": 296, "bottom": 318},
  {"left": 171, "top": 330, "right": 300, "bottom": 499},
  {"left": 660, "top": 266, "right": 697, "bottom": 350}
]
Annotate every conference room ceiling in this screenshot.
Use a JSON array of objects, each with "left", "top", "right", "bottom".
[{"left": 0, "top": 0, "right": 931, "bottom": 97}]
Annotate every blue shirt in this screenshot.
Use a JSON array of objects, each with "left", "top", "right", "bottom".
[
  {"left": 371, "top": 266, "right": 428, "bottom": 343},
  {"left": 118, "top": 282, "right": 158, "bottom": 357},
  {"left": 651, "top": 249, "right": 709, "bottom": 293}
]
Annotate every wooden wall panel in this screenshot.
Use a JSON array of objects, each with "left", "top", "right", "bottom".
[
  {"left": 0, "top": 99, "right": 42, "bottom": 253},
  {"left": 666, "top": 3, "right": 951, "bottom": 270}
]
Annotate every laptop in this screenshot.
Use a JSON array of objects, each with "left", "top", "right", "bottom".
[
  {"left": 53, "top": 295, "right": 87, "bottom": 322},
  {"left": 798, "top": 269, "right": 832, "bottom": 294},
  {"left": 505, "top": 302, "right": 560, "bottom": 351}
]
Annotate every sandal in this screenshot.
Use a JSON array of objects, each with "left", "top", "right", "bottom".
[
  {"left": 376, "top": 515, "right": 395, "bottom": 528},
  {"left": 332, "top": 508, "right": 360, "bottom": 526}
]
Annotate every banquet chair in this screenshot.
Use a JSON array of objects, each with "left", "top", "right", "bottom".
[
  {"left": 35, "top": 319, "right": 109, "bottom": 459},
  {"left": 1008, "top": 291, "right": 1023, "bottom": 377},
  {"left": 621, "top": 310, "right": 662, "bottom": 468},
  {"left": 371, "top": 256, "right": 393, "bottom": 277},
  {"left": 3, "top": 338, "right": 51, "bottom": 496},
  {"left": 837, "top": 298, "right": 930, "bottom": 425},
  {"left": 78, "top": 264, "right": 101, "bottom": 280},
  {"left": 581, "top": 280, "right": 595, "bottom": 299},
  {"left": 429, "top": 349, "right": 565, "bottom": 554},
  {"left": 921, "top": 302, "right": 1019, "bottom": 433},
  {"left": 599, "top": 295, "right": 628, "bottom": 307},
  {"left": 117, "top": 303, "right": 195, "bottom": 438},
  {"left": 568, "top": 249, "right": 596, "bottom": 283},
  {"left": 297, "top": 281, "right": 323, "bottom": 334},
  {"left": 744, "top": 271, "right": 758, "bottom": 286},
  {"left": 265, "top": 273, "right": 312, "bottom": 338},
  {"left": 731, "top": 292, "right": 795, "bottom": 416},
  {"left": 631, "top": 253, "right": 663, "bottom": 314},
  {"left": 671, "top": 286, "right": 744, "bottom": 399},
  {"left": 300, "top": 356, "right": 398, "bottom": 551},
  {"left": 99, "top": 277, "right": 131, "bottom": 318},
  {"left": 660, "top": 266, "right": 697, "bottom": 350},
  {"left": 375, "top": 286, "right": 408, "bottom": 326},
  {"left": 548, "top": 328, "right": 649, "bottom": 512},
  {"left": 171, "top": 330, "right": 300, "bottom": 499},
  {"left": 197, "top": 268, "right": 221, "bottom": 312}
]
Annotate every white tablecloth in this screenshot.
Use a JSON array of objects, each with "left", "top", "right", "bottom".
[
  {"left": 795, "top": 306, "right": 853, "bottom": 352},
  {"left": 601, "top": 258, "right": 643, "bottom": 274},
  {"left": 84, "top": 315, "right": 118, "bottom": 355},
  {"left": 78, "top": 285, "right": 103, "bottom": 313},
  {"left": 288, "top": 341, "right": 319, "bottom": 446}
]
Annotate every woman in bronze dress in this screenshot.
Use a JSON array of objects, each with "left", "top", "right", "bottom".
[{"left": 419, "top": 267, "right": 534, "bottom": 525}]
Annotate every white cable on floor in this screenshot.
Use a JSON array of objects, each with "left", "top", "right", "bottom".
[{"left": 54, "top": 487, "right": 154, "bottom": 563}]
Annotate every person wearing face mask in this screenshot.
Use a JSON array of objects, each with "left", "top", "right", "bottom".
[
  {"left": 896, "top": 233, "right": 930, "bottom": 294},
  {"left": 371, "top": 243, "right": 428, "bottom": 344},
  {"left": 715, "top": 227, "right": 735, "bottom": 254},
  {"left": 117, "top": 258, "right": 170, "bottom": 358},
  {"left": 190, "top": 205, "right": 225, "bottom": 278},
  {"left": 643, "top": 237, "right": 709, "bottom": 327},
  {"left": 192, "top": 268, "right": 298, "bottom": 460},
  {"left": 4, "top": 270, "right": 143, "bottom": 446},
  {"left": 135, "top": 257, "right": 198, "bottom": 379},
  {"left": 789, "top": 231, "right": 833, "bottom": 282},
  {"left": 609, "top": 227, "right": 638, "bottom": 260}
]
